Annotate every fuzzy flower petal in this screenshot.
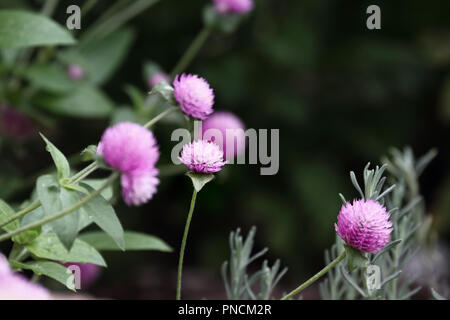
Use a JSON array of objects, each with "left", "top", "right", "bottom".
[
  {"left": 0, "top": 254, "right": 51, "bottom": 300},
  {"left": 99, "top": 122, "right": 159, "bottom": 173},
  {"left": 214, "top": 0, "right": 254, "bottom": 14},
  {"left": 173, "top": 74, "right": 214, "bottom": 120},
  {"left": 201, "top": 111, "right": 246, "bottom": 159},
  {"left": 179, "top": 140, "right": 226, "bottom": 173},
  {"left": 121, "top": 169, "right": 160, "bottom": 206},
  {"left": 335, "top": 199, "right": 393, "bottom": 253}
]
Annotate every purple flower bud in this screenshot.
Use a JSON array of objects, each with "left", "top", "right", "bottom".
[
  {"left": 335, "top": 199, "right": 393, "bottom": 253},
  {"left": 213, "top": 0, "right": 254, "bottom": 14},
  {"left": 173, "top": 74, "right": 214, "bottom": 120},
  {"left": 0, "top": 105, "right": 35, "bottom": 140},
  {"left": 148, "top": 72, "right": 170, "bottom": 88},
  {"left": 179, "top": 140, "right": 226, "bottom": 173},
  {"left": 67, "top": 64, "right": 84, "bottom": 80}
]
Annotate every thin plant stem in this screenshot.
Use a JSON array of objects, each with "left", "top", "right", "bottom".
[
  {"left": 281, "top": 251, "right": 347, "bottom": 300},
  {"left": 144, "top": 107, "right": 177, "bottom": 129},
  {"left": 0, "top": 173, "right": 118, "bottom": 243},
  {"left": 176, "top": 189, "right": 198, "bottom": 300},
  {"left": 68, "top": 161, "right": 100, "bottom": 184},
  {"left": 0, "top": 200, "right": 41, "bottom": 229},
  {"left": 171, "top": 27, "right": 212, "bottom": 77}
]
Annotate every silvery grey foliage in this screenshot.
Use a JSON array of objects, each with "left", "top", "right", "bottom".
[
  {"left": 320, "top": 147, "right": 437, "bottom": 300},
  {"left": 222, "top": 226, "right": 287, "bottom": 300}
]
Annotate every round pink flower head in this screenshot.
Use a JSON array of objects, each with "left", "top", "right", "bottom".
[
  {"left": 121, "top": 168, "right": 160, "bottom": 206},
  {"left": 173, "top": 74, "right": 214, "bottom": 120},
  {"left": 67, "top": 64, "right": 84, "bottom": 80},
  {"left": 179, "top": 140, "right": 226, "bottom": 173},
  {"left": 0, "top": 105, "right": 35, "bottom": 140},
  {"left": 148, "top": 72, "right": 170, "bottom": 88},
  {"left": 63, "top": 262, "right": 102, "bottom": 289},
  {"left": 0, "top": 254, "right": 51, "bottom": 300},
  {"left": 214, "top": 0, "right": 254, "bottom": 14},
  {"left": 201, "top": 111, "right": 246, "bottom": 160},
  {"left": 99, "top": 122, "right": 159, "bottom": 173},
  {"left": 335, "top": 199, "right": 393, "bottom": 254}
]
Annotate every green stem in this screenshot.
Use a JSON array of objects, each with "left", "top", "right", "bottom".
[
  {"left": 281, "top": 251, "right": 347, "bottom": 300},
  {"left": 144, "top": 107, "right": 177, "bottom": 129},
  {"left": 68, "top": 161, "right": 99, "bottom": 184},
  {"left": 0, "top": 173, "right": 118, "bottom": 243},
  {"left": 0, "top": 200, "right": 41, "bottom": 229},
  {"left": 176, "top": 189, "right": 198, "bottom": 300},
  {"left": 41, "top": 0, "right": 59, "bottom": 17},
  {"left": 170, "top": 27, "right": 212, "bottom": 77}
]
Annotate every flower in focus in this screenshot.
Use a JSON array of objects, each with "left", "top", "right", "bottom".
[
  {"left": 0, "top": 105, "right": 35, "bottom": 140},
  {"left": 213, "top": 0, "right": 253, "bottom": 14},
  {"left": 98, "top": 122, "right": 160, "bottom": 206},
  {"left": 148, "top": 72, "right": 170, "bottom": 88},
  {"left": 121, "top": 169, "right": 160, "bottom": 206},
  {"left": 201, "top": 111, "right": 246, "bottom": 160},
  {"left": 67, "top": 64, "right": 84, "bottom": 80},
  {"left": 179, "top": 140, "right": 226, "bottom": 173},
  {"left": 0, "top": 254, "right": 51, "bottom": 300},
  {"left": 63, "top": 262, "right": 102, "bottom": 288},
  {"left": 335, "top": 199, "right": 393, "bottom": 253},
  {"left": 173, "top": 74, "right": 214, "bottom": 120}
]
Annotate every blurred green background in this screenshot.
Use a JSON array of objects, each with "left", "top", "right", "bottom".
[{"left": 0, "top": 0, "right": 449, "bottom": 298}]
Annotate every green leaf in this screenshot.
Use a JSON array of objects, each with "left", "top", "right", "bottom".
[
  {"left": 79, "top": 183, "right": 124, "bottom": 250},
  {"left": 0, "top": 10, "right": 75, "bottom": 49},
  {"left": 82, "top": 179, "right": 114, "bottom": 201},
  {"left": 149, "top": 81, "right": 176, "bottom": 105},
  {"left": 25, "top": 232, "right": 106, "bottom": 266},
  {"left": 0, "top": 199, "right": 20, "bottom": 232},
  {"left": 80, "top": 27, "right": 135, "bottom": 84},
  {"left": 431, "top": 288, "right": 447, "bottom": 300},
  {"left": 12, "top": 227, "right": 41, "bottom": 245},
  {"left": 11, "top": 260, "right": 75, "bottom": 291},
  {"left": 24, "top": 64, "right": 79, "bottom": 93},
  {"left": 36, "top": 175, "right": 80, "bottom": 250},
  {"left": 186, "top": 172, "right": 215, "bottom": 192},
  {"left": 345, "top": 245, "right": 369, "bottom": 272},
  {"left": 79, "top": 231, "right": 173, "bottom": 252},
  {"left": 39, "top": 134, "right": 71, "bottom": 180},
  {"left": 35, "top": 85, "right": 114, "bottom": 118}
]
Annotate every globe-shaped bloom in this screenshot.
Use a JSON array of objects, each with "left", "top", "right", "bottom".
[
  {"left": 148, "top": 72, "right": 170, "bottom": 88},
  {"left": 121, "top": 168, "right": 160, "bottom": 206},
  {"left": 173, "top": 74, "right": 214, "bottom": 120},
  {"left": 201, "top": 111, "right": 246, "bottom": 160},
  {"left": 0, "top": 254, "right": 51, "bottom": 300},
  {"left": 98, "top": 122, "right": 160, "bottom": 206},
  {"left": 99, "top": 122, "right": 159, "bottom": 173},
  {"left": 213, "top": 0, "right": 254, "bottom": 14},
  {"left": 335, "top": 199, "right": 393, "bottom": 253},
  {"left": 179, "top": 140, "right": 226, "bottom": 173},
  {"left": 63, "top": 262, "right": 102, "bottom": 289},
  {"left": 67, "top": 64, "right": 84, "bottom": 80}
]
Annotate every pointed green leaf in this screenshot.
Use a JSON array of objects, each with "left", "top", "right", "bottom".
[
  {"left": 24, "top": 64, "right": 80, "bottom": 93},
  {"left": 0, "top": 10, "right": 75, "bottom": 49},
  {"left": 186, "top": 172, "right": 215, "bottom": 192},
  {"left": 0, "top": 199, "right": 20, "bottom": 232},
  {"left": 11, "top": 260, "right": 75, "bottom": 291},
  {"left": 149, "top": 81, "right": 176, "bottom": 105},
  {"left": 79, "top": 231, "right": 172, "bottom": 252},
  {"left": 36, "top": 175, "right": 80, "bottom": 250},
  {"left": 39, "top": 135, "right": 71, "bottom": 180},
  {"left": 25, "top": 232, "right": 106, "bottom": 267},
  {"left": 79, "top": 183, "right": 124, "bottom": 250}
]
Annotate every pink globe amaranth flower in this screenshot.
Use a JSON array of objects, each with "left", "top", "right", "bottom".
[
  {"left": 179, "top": 140, "right": 226, "bottom": 173},
  {"left": 201, "top": 111, "right": 246, "bottom": 160},
  {"left": 213, "top": 0, "right": 254, "bottom": 14},
  {"left": 173, "top": 74, "right": 214, "bottom": 120},
  {"left": 0, "top": 254, "right": 51, "bottom": 300},
  {"left": 63, "top": 262, "right": 101, "bottom": 288},
  {"left": 99, "top": 122, "right": 159, "bottom": 173},
  {"left": 335, "top": 199, "right": 393, "bottom": 254},
  {"left": 67, "top": 64, "right": 84, "bottom": 80},
  {"left": 0, "top": 105, "right": 35, "bottom": 140},
  {"left": 148, "top": 72, "right": 170, "bottom": 88},
  {"left": 121, "top": 168, "right": 160, "bottom": 206}
]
